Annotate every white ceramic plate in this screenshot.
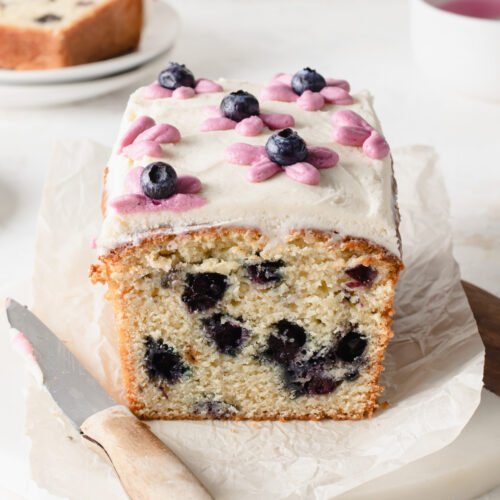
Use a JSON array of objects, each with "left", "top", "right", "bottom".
[
  {"left": 0, "top": 0, "right": 179, "bottom": 85},
  {"left": 0, "top": 55, "right": 168, "bottom": 107}
]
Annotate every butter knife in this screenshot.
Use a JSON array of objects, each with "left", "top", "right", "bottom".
[{"left": 6, "top": 298, "right": 213, "bottom": 500}]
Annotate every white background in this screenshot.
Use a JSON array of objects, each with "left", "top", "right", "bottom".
[{"left": 0, "top": 0, "right": 499, "bottom": 499}]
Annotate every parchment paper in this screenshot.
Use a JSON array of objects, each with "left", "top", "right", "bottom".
[{"left": 26, "top": 141, "right": 484, "bottom": 500}]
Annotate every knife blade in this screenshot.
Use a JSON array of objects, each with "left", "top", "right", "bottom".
[
  {"left": 6, "top": 298, "right": 213, "bottom": 500},
  {"left": 6, "top": 298, "right": 115, "bottom": 428}
]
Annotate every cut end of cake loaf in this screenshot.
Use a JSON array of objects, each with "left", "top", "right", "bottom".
[
  {"left": 0, "top": 0, "right": 142, "bottom": 70},
  {"left": 92, "top": 228, "right": 402, "bottom": 420}
]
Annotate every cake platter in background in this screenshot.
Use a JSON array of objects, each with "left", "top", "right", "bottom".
[{"left": 0, "top": 0, "right": 179, "bottom": 107}]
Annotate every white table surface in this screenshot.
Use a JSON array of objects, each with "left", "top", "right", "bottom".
[{"left": 0, "top": 0, "right": 499, "bottom": 498}]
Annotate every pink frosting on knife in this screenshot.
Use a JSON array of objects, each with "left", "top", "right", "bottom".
[
  {"left": 331, "top": 109, "right": 390, "bottom": 159},
  {"left": 11, "top": 331, "right": 37, "bottom": 364}
]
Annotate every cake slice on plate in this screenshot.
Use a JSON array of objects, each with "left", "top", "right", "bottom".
[
  {"left": 0, "top": 0, "right": 142, "bottom": 70},
  {"left": 91, "top": 64, "right": 403, "bottom": 420}
]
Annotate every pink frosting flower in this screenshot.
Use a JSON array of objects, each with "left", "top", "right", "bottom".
[
  {"left": 142, "top": 78, "right": 223, "bottom": 100},
  {"left": 260, "top": 73, "right": 353, "bottom": 111},
  {"left": 224, "top": 142, "right": 339, "bottom": 185},
  {"left": 118, "top": 116, "right": 181, "bottom": 161},
  {"left": 199, "top": 106, "right": 295, "bottom": 137},
  {"left": 331, "top": 110, "right": 390, "bottom": 159},
  {"left": 110, "top": 166, "right": 206, "bottom": 215}
]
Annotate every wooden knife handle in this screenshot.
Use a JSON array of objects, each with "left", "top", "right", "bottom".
[{"left": 80, "top": 405, "right": 213, "bottom": 500}]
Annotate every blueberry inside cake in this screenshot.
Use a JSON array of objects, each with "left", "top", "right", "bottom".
[{"left": 91, "top": 65, "right": 403, "bottom": 420}]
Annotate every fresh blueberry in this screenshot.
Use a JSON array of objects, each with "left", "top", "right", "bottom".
[
  {"left": 182, "top": 273, "right": 228, "bottom": 312},
  {"left": 265, "top": 128, "right": 308, "bottom": 166},
  {"left": 192, "top": 399, "right": 238, "bottom": 418},
  {"left": 291, "top": 68, "right": 327, "bottom": 95},
  {"left": 265, "top": 320, "right": 307, "bottom": 365},
  {"left": 336, "top": 330, "right": 367, "bottom": 362},
  {"left": 202, "top": 314, "right": 250, "bottom": 356},
  {"left": 140, "top": 162, "right": 177, "bottom": 200},
  {"left": 158, "top": 63, "right": 195, "bottom": 90},
  {"left": 144, "top": 337, "right": 188, "bottom": 384},
  {"left": 246, "top": 259, "right": 284, "bottom": 285},
  {"left": 220, "top": 90, "right": 260, "bottom": 122},
  {"left": 35, "top": 13, "right": 62, "bottom": 23},
  {"left": 345, "top": 265, "right": 378, "bottom": 287}
]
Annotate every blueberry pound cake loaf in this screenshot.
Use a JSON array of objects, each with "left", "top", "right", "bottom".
[
  {"left": 0, "top": 0, "right": 142, "bottom": 70},
  {"left": 91, "top": 64, "right": 403, "bottom": 420}
]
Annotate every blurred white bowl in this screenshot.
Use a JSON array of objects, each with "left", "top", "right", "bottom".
[{"left": 410, "top": 0, "right": 500, "bottom": 101}]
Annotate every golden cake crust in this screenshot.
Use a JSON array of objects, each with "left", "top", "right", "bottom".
[{"left": 0, "top": 0, "right": 142, "bottom": 70}]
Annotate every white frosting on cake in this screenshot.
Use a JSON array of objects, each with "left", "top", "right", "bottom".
[{"left": 98, "top": 79, "right": 401, "bottom": 257}]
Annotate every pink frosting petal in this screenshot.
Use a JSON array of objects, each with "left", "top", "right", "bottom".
[
  {"left": 235, "top": 116, "right": 264, "bottom": 136},
  {"left": 177, "top": 175, "right": 202, "bottom": 194},
  {"left": 195, "top": 79, "right": 223, "bottom": 93},
  {"left": 224, "top": 143, "right": 266, "bottom": 165},
  {"left": 122, "top": 140, "right": 163, "bottom": 160},
  {"left": 135, "top": 123, "right": 181, "bottom": 144},
  {"left": 142, "top": 82, "right": 173, "bottom": 100},
  {"left": 307, "top": 146, "right": 339, "bottom": 168},
  {"left": 245, "top": 159, "right": 282, "bottom": 182},
  {"left": 260, "top": 112, "right": 295, "bottom": 130},
  {"left": 325, "top": 78, "right": 350, "bottom": 92},
  {"left": 124, "top": 166, "right": 144, "bottom": 194},
  {"left": 320, "top": 86, "right": 354, "bottom": 105},
  {"left": 200, "top": 117, "right": 236, "bottom": 132},
  {"left": 331, "top": 109, "right": 372, "bottom": 130},
  {"left": 362, "top": 131, "right": 390, "bottom": 159},
  {"left": 270, "top": 73, "right": 293, "bottom": 86},
  {"left": 296, "top": 90, "right": 325, "bottom": 111},
  {"left": 172, "top": 86, "right": 196, "bottom": 99},
  {"left": 110, "top": 193, "right": 206, "bottom": 214},
  {"left": 110, "top": 193, "right": 148, "bottom": 213},
  {"left": 118, "top": 116, "right": 156, "bottom": 152},
  {"left": 260, "top": 84, "right": 298, "bottom": 103},
  {"left": 284, "top": 162, "right": 321, "bottom": 185},
  {"left": 203, "top": 106, "right": 223, "bottom": 118},
  {"left": 332, "top": 126, "right": 371, "bottom": 146}
]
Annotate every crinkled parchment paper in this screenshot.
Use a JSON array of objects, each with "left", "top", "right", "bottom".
[{"left": 25, "top": 141, "right": 484, "bottom": 500}]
